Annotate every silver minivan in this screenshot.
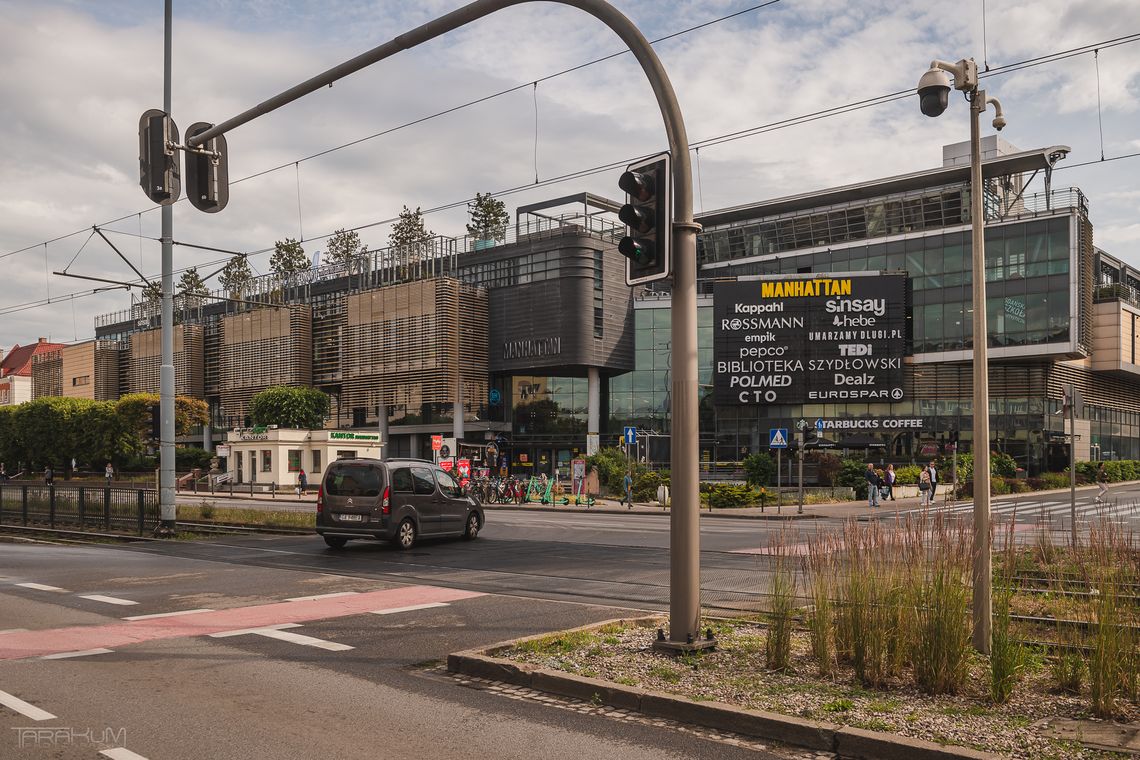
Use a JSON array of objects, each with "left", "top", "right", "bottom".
[{"left": 316, "top": 458, "right": 483, "bottom": 550}]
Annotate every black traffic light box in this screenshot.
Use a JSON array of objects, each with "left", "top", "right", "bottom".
[
  {"left": 617, "top": 152, "right": 671, "bottom": 285},
  {"left": 150, "top": 405, "right": 161, "bottom": 440},
  {"left": 138, "top": 109, "right": 180, "bottom": 205},
  {"left": 185, "top": 122, "right": 230, "bottom": 214}
]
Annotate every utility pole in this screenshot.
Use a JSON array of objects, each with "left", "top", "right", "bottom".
[{"left": 157, "top": 0, "right": 176, "bottom": 534}]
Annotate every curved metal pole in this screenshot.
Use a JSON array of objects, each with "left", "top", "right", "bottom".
[{"left": 190, "top": 0, "right": 701, "bottom": 645}]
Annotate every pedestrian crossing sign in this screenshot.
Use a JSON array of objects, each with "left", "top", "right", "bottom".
[{"left": 769, "top": 428, "right": 789, "bottom": 449}]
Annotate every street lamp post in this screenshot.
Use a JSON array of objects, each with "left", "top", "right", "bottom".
[{"left": 917, "top": 57, "right": 1006, "bottom": 654}]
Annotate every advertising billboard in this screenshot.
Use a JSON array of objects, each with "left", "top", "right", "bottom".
[{"left": 714, "top": 273, "right": 908, "bottom": 406}]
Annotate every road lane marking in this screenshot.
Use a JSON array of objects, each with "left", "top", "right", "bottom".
[
  {"left": 209, "top": 623, "right": 352, "bottom": 651},
  {"left": 370, "top": 602, "right": 450, "bottom": 615},
  {"left": 15, "top": 582, "right": 68, "bottom": 592},
  {"left": 122, "top": 609, "right": 214, "bottom": 621},
  {"left": 100, "top": 749, "right": 150, "bottom": 760},
  {"left": 79, "top": 595, "right": 139, "bottom": 606},
  {"left": 0, "top": 585, "right": 484, "bottom": 660},
  {"left": 0, "top": 629, "right": 29, "bottom": 635},
  {"left": 285, "top": 591, "right": 358, "bottom": 602},
  {"left": 0, "top": 689, "right": 56, "bottom": 721},
  {"left": 209, "top": 623, "right": 301, "bottom": 638},
  {"left": 41, "top": 648, "right": 114, "bottom": 660}
]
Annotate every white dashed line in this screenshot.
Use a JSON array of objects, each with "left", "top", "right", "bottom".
[
  {"left": 78, "top": 595, "right": 139, "bottom": 606},
  {"left": 208, "top": 622, "right": 353, "bottom": 651},
  {"left": 41, "top": 648, "right": 115, "bottom": 660},
  {"left": 0, "top": 628, "right": 29, "bottom": 635},
  {"left": 100, "top": 749, "right": 151, "bottom": 760},
  {"left": 285, "top": 591, "right": 359, "bottom": 602},
  {"left": 15, "top": 582, "right": 68, "bottom": 592},
  {"left": 369, "top": 602, "right": 450, "bottom": 615},
  {"left": 0, "top": 689, "right": 56, "bottom": 721},
  {"left": 123, "top": 608, "right": 214, "bottom": 621}
]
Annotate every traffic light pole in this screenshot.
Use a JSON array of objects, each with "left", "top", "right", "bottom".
[
  {"left": 185, "top": 0, "right": 704, "bottom": 650},
  {"left": 158, "top": 0, "right": 177, "bottom": 533}
]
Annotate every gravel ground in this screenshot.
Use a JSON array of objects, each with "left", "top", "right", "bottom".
[{"left": 500, "top": 619, "right": 1127, "bottom": 760}]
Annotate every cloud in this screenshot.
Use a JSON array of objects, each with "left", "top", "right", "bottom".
[{"left": 2, "top": 0, "right": 1139, "bottom": 346}]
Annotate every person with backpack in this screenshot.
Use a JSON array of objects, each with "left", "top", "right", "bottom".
[
  {"left": 620, "top": 471, "right": 633, "bottom": 509},
  {"left": 919, "top": 466, "right": 932, "bottom": 507},
  {"left": 297, "top": 468, "right": 308, "bottom": 499}
]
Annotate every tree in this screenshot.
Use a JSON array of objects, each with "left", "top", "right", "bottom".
[
  {"left": 116, "top": 393, "right": 209, "bottom": 440},
  {"left": 466, "top": 192, "right": 510, "bottom": 243},
  {"left": 219, "top": 255, "right": 252, "bottom": 296},
  {"left": 248, "top": 386, "right": 330, "bottom": 430},
  {"left": 177, "top": 266, "right": 209, "bottom": 309},
  {"left": 388, "top": 206, "right": 435, "bottom": 263},
  {"left": 325, "top": 228, "right": 368, "bottom": 271},
  {"left": 742, "top": 452, "right": 776, "bottom": 487},
  {"left": 270, "top": 238, "right": 309, "bottom": 278},
  {"left": 141, "top": 281, "right": 162, "bottom": 309}
]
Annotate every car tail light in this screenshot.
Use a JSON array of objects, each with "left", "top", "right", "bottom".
[
  {"left": 381, "top": 485, "right": 390, "bottom": 515},
  {"left": 316, "top": 485, "right": 324, "bottom": 513}
]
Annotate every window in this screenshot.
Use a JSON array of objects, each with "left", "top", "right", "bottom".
[
  {"left": 71, "top": 375, "right": 90, "bottom": 387},
  {"left": 391, "top": 467, "right": 414, "bottom": 493},
  {"left": 435, "top": 469, "right": 462, "bottom": 497},
  {"left": 336, "top": 450, "right": 357, "bottom": 460},
  {"left": 311, "top": 450, "right": 322, "bottom": 473},
  {"left": 411, "top": 467, "right": 436, "bottom": 495},
  {"left": 325, "top": 465, "right": 380, "bottom": 497},
  {"left": 261, "top": 450, "right": 272, "bottom": 472},
  {"left": 287, "top": 450, "right": 301, "bottom": 472}
]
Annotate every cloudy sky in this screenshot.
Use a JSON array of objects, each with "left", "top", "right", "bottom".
[{"left": 1, "top": 0, "right": 1138, "bottom": 348}]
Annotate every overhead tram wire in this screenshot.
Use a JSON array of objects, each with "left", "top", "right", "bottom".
[
  {"left": 4, "top": 33, "right": 1140, "bottom": 317},
  {"left": 1, "top": 20, "right": 1134, "bottom": 262},
  {"left": 0, "top": 0, "right": 786, "bottom": 262}
]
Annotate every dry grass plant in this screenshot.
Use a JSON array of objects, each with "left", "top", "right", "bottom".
[
  {"left": 805, "top": 533, "right": 838, "bottom": 676},
  {"left": 764, "top": 531, "right": 797, "bottom": 673},
  {"left": 991, "top": 513, "right": 1027, "bottom": 704}
]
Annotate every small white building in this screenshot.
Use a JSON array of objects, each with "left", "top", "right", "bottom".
[{"left": 222, "top": 428, "right": 381, "bottom": 487}]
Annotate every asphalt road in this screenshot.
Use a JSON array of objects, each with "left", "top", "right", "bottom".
[{"left": 0, "top": 538, "right": 804, "bottom": 760}]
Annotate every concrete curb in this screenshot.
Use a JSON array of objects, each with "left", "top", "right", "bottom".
[{"left": 447, "top": 619, "right": 999, "bottom": 760}]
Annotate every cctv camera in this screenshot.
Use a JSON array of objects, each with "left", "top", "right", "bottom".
[
  {"left": 917, "top": 67, "right": 952, "bottom": 118},
  {"left": 992, "top": 115, "right": 1006, "bottom": 131}
]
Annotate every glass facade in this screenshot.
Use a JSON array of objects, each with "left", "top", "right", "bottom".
[{"left": 619, "top": 213, "right": 1090, "bottom": 472}]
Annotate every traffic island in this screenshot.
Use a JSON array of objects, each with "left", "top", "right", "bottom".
[{"left": 448, "top": 620, "right": 996, "bottom": 760}]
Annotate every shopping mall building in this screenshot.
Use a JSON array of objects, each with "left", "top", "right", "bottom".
[{"left": 59, "top": 138, "right": 1140, "bottom": 479}]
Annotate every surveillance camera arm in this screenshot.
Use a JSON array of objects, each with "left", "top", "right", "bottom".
[{"left": 929, "top": 58, "right": 979, "bottom": 91}]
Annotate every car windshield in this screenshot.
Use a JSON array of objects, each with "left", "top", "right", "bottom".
[{"left": 325, "top": 466, "right": 381, "bottom": 497}]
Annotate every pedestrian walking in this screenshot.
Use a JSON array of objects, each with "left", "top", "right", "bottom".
[
  {"left": 0, "top": 463, "right": 7, "bottom": 481},
  {"left": 928, "top": 460, "right": 939, "bottom": 500},
  {"left": 43, "top": 465, "right": 54, "bottom": 486},
  {"left": 1096, "top": 462, "right": 1109, "bottom": 504},
  {"left": 864, "top": 463, "right": 881, "bottom": 508},
  {"left": 104, "top": 462, "right": 114, "bottom": 486},
  {"left": 621, "top": 471, "right": 633, "bottom": 509},
  {"left": 885, "top": 464, "right": 896, "bottom": 501},
  {"left": 297, "top": 468, "right": 308, "bottom": 499},
  {"left": 919, "top": 466, "right": 932, "bottom": 507}
]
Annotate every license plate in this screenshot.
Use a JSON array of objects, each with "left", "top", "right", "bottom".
[{"left": 338, "top": 513, "right": 363, "bottom": 522}]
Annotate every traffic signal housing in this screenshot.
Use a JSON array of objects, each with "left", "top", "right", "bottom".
[
  {"left": 185, "top": 122, "right": 230, "bottom": 213},
  {"left": 618, "top": 153, "right": 671, "bottom": 285},
  {"left": 138, "top": 109, "right": 180, "bottom": 205}
]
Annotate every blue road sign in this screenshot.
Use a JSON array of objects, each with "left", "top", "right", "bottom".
[
  {"left": 489, "top": 388, "right": 501, "bottom": 405},
  {"left": 623, "top": 426, "right": 637, "bottom": 445},
  {"left": 816, "top": 418, "right": 825, "bottom": 431},
  {"left": 769, "top": 428, "right": 789, "bottom": 449}
]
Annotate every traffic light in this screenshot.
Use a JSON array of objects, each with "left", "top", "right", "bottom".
[
  {"left": 185, "top": 122, "right": 230, "bottom": 214},
  {"left": 618, "top": 153, "right": 671, "bottom": 285},
  {"left": 138, "top": 109, "right": 180, "bottom": 205},
  {"left": 150, "top": 405, "right": 161, "bottom": 440}
]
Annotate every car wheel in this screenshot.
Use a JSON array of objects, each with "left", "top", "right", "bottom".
[
  {"left": 393, "top": 518, "right": 416, "bottom": 550},
  {"left": 324, "top": 536, "right": 348, "bottom": 550},
  {"left": 462, "top": 512, "right": 480, "bottom": 540}
]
